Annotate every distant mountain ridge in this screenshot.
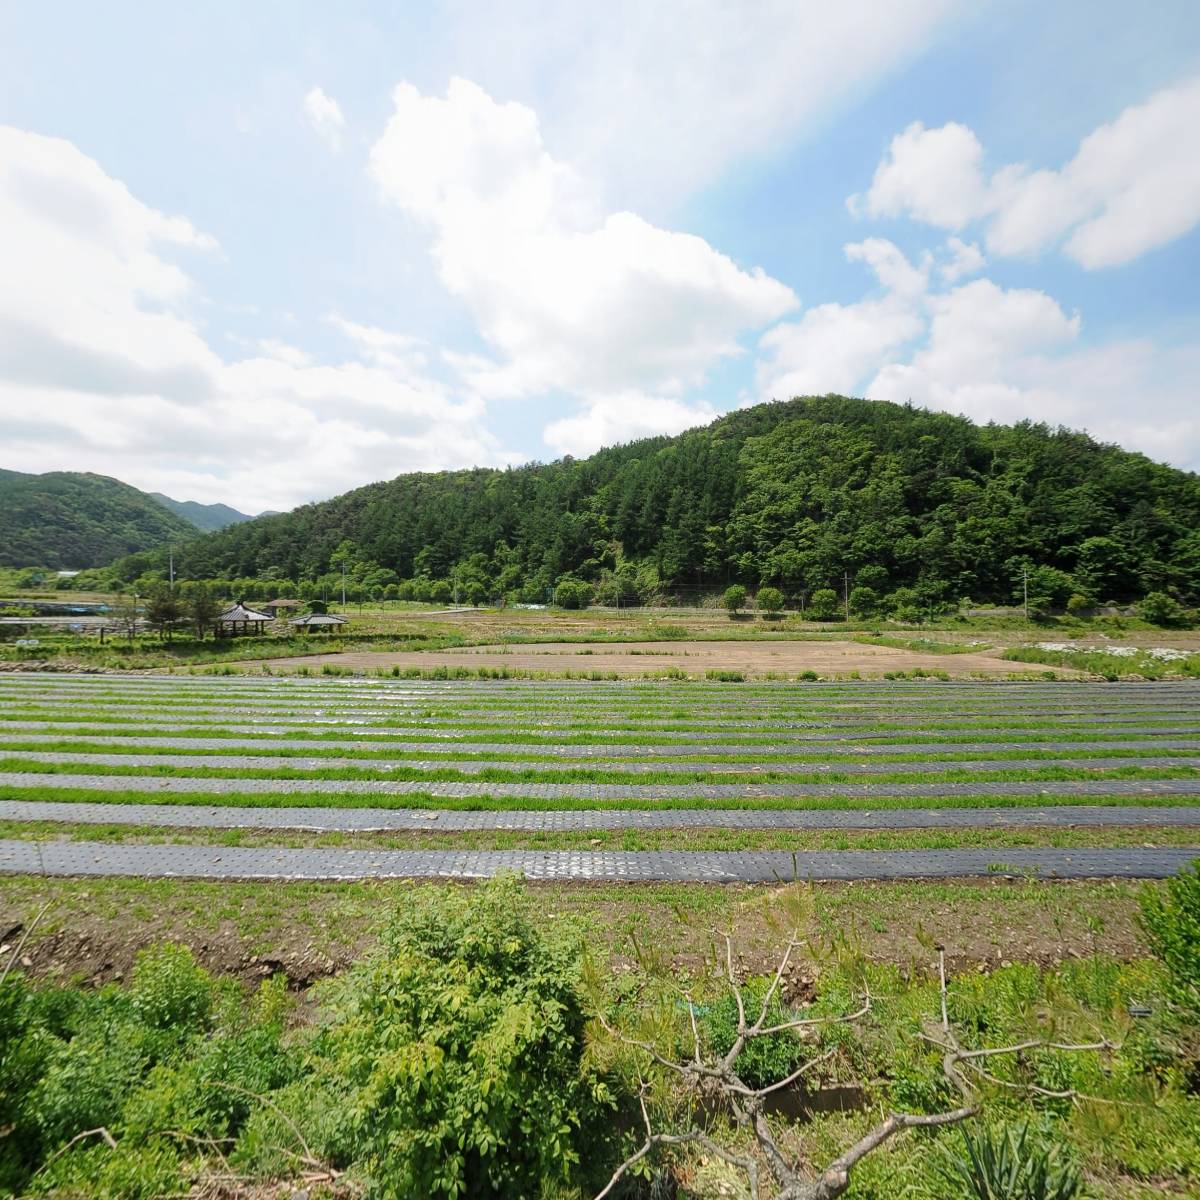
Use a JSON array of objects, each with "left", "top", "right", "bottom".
[
  {"left": 0, "top": 469, "right": 261, "bottom": 569},
  {"left": 148, "top": 493, "right": 260, "bottom": 533}
]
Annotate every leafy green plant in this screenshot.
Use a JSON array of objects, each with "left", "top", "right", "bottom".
[
  {"left": 302, "top": 876, "right": 616, "bottom": 1198},
  {"left": 703, "top": 976, "right": 809, "bottom": 1089},
  {"left": 938, "top": 1121, "right": 1080, "bottom": 1200},
  {"left": 1140, "top": 859, "right": 1200, "bottom": 1019}
]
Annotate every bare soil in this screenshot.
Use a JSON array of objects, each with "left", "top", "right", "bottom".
[
  {"left": 0, "top": 876, "right": 1149, "bottom": 990},
  {"left": 228, "top": 638, "right": 1062, "bottom": 678}
]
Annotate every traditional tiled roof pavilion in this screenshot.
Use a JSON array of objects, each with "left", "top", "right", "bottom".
[
  {"left": 288, "top": 612, "right": 348, "bottom": 632},
  {"left": 214, "top": 600, "right": 274, "bottom": 637}
]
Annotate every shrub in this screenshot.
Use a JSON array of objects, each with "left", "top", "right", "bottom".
[
  {"left": 304, "top": 878, "right": 615, "bottom": 1198},
  {"left": 1140, "top": 859, "right": 1200, "bottom": 1019},
  {"left": 1065, "top": 593, "right": 1092, "bottom": 617},
  {"left": 848, "top": 585, "right": 878, "bottom": 617},
  {"left": 756, "top": 586, "right": 784, "bottom": 616},
  {"left": 1140, "top": 591, "right": 1188, "bottom": 627},
  {"left": 808, "top": 588, "right": 842, "bottom": 621},
  {"left": 722, "top": 584, "right": 747, "bottom": 614},
  {"left": 554, "top": 579, "right": 593, "bottom": 609},
  {"left": 704, "top": 977, "right": 809, "bottom": 1089}
]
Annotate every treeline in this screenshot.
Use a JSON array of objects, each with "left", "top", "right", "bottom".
[{"left": 90, "top": 397, "right": 1200, "bottom": 609}]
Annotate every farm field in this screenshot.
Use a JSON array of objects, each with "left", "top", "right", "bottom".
[
  {"left": 0, "top": 672, "right": 1197, "bottom": 880},
  {"left": 224, "top": 635, "right": 1058, "bottom": 677},
  {"left": 4, "top": 673, "right": 1200, "bottom": 1198}
]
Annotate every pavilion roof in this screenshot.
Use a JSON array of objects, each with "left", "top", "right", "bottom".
[
  {"left": 216, "top": 601, "right": 274, "bottom": 623},
  {"left": 288, "top": 613, "right": 348, "bottom": 626}
]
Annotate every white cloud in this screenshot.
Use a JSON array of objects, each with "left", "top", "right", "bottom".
[
  {"left": 938, "top": 236, "right": 985, "bottom": 283},
  {"left": 852, "top": 76, "right": 1200, "bottom": 268},
  {"left": 447, "top": 0, "right": 961, "bottom": 210},
  {"left": 0, "top": 126, "right": 511, "bottom": 513},
  {"left": 302, "top": 86, "right": 345, "bottom": 151},
  {"left": 850, "top": 121, "right": 987, "bottom": 228},
  {"left": 754, "top": 223, "right": 1200, "bottom": 470},
  {"left": 543, "top": 393, "right": 717, "bottom": 458},
  {"left": 757, "top": 239, "right": 925, "bottom": 399},
  {"left": 369, "top": 78, "right": 797, "bottom": 406}
]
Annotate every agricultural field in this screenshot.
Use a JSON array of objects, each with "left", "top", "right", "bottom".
[
  {"left": 3, "top": 671, "right": 1200, "bottom": 1198},
  {"left": 1, "top": 672, "right": 1199, "bottom": 881}
]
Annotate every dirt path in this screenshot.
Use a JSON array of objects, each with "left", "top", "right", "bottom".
[{"left": 227, "top": 638, "right": 1072, "bottom": 677}]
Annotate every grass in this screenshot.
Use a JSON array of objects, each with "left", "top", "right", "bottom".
[
  {"left": 2, "top": 755, "right": 1197, "bottom": 787},
  {"left": 2, "top": 818, "right": 1196, "bottom": 853},
  {"left": 4, "top": 783, "right": 1198, "bottom": 812}
]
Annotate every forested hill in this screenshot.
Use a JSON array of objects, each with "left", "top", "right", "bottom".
[
  {"left": 130, "top": 397, "right": 1200, "bottom": 606},
  {"left": 0, "top": 470, "right": 197, "bottom": 570}
]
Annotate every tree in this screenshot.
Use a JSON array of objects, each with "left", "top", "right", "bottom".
[
  {"left": 108, "top": 593, "right": 141, "bottom": 644},
  {"left": 429, "top": 580, "right": 453, "bottom": 604},
  {"left": 722, "top": 584, "right": 747, "bottom": 615},
  {"left": 808, "top": 588, "right": 841, "bottom": 621},
  {"left": 145, "top": 590, "right": 183, "bottom": 642},
  {"left": 595, "top": 931, "right": 1111, "bottom": 1200},
  {"left": 1140, "top": 591, "right": 1188, "bottom": 627},
  {"left": 184, "top": 585, "right": 221, "bottom": 640},
  {"left": 554, "top": 579, "right": 593, "bottom": 609},
  {"left": 1066, "top": 593, "right": 1092, "bottom": 618},
  {"left": 848, "top": 585, "right": 878, "bottom": 617},
  {"left": 756, "top": 586, "right": 784, "bottom": 617}
]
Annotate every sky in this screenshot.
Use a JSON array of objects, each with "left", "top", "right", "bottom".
[{"left": 0, "top": 1, "right": 1198, "bottom": 514}]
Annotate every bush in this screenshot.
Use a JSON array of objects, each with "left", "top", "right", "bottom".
[
  {"left": 1140, "top": 591, "right": 1188, "bottom": 627},
  {"left": 704, "top": 977, "right": 808, "bottom": 1089},
  {"left": 755, "top": 586, "right": 784, "bottom": 616},
  {"left": 305, "top": 878, "right": 615, "bottom": 1198},
  {"left": 554, "top": 578, "right": 593, "bottom": 609},
  {"left": 808, "top": 587, "right": 842, "bottom": 621},
  {"left": 1065, "top": 593, "right": 1092, "bottom": 617},
  {"left": 722, "top": 584, "right": 747, "bottom": 614},
  {"left": 1140, "top": 859, "right": 1200, "bottom": 1019},
  {"left": 848, "top": 585, "right": 878, "bottom": 617}
]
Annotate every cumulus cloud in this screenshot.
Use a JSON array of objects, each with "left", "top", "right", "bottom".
[
  {"left": 543, "top": 393, "right": 718, "bottom": 458},
  {"left": 938, "top": 236, "right": 985, "bottom": 283},
  {"left": 851, "top": 76, "right": 1200, "bottom": 268},
  {"left": 0, "top": 126, "right": 510, "bottom": 512},
  {"left": 757, "top": 239, "right": 926, "bottom": 399},
  {"left": 302, "top": 86, "right": 345, "bottom": 150},
  {"left": 754, "top": 227, "right": 1200, "bottom": 470},
  {"left": 369, "top": 78, "right": 797, "bottom": 406}
]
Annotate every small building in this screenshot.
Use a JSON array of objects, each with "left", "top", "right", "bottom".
[
  {"left": 261, "top": 598, "right": 302, "bottom": 618},
  {"left": 215, "top": 599, "right": 274, "bottom": 637},
  {"left": 288, "top": 612, "right": 348, "bottom": 633}
]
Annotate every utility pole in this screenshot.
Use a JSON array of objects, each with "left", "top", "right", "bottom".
[
  {"left": 341, "top": 563, "right": 347, "bottom": 608},
  {"left": 1022, "top": 566, "right": 1029, "bottom": 621},
  {"left": 169, "top": 550, "right": 175, "bottom": 591},
  {"left": 844, "top": 571, "right": 850, "bottom": 621}
]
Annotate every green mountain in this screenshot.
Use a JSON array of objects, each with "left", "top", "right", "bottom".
[
  {"left": 148, "top": 493, "right": 258, "bottom": 533},
  {"left": 121, "top": 397, "right": 1200, "bottom": 605},
  {"left": 0, "top": 470, "right": 197, "bottom": 570}
]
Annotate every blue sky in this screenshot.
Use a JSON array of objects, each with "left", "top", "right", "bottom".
[{"left": 1, "top": 1, "right": 1197, "bottom": 512}]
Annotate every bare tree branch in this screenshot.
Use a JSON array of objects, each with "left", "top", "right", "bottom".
[{"left": 0, "top": 902, "right": 51, "bottom": 986}]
